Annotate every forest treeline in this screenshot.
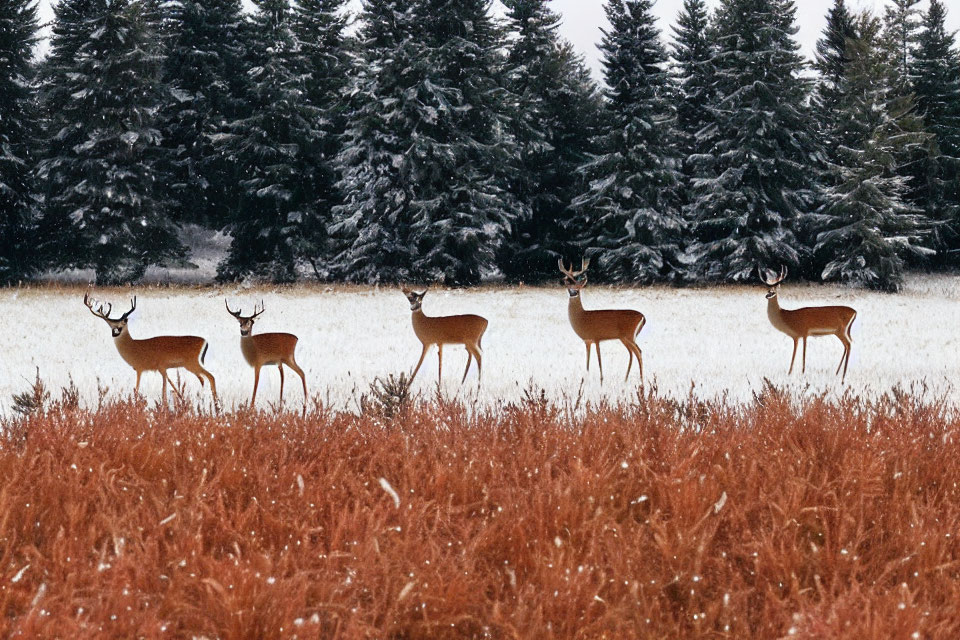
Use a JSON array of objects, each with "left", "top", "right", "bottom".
[{"left": 0, "top": 0, "right": 958, "bottom": 290}]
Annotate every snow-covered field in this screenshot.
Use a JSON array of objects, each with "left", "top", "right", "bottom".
[{"left": 1, "top": 275, "right": 959, "bottom": 414}]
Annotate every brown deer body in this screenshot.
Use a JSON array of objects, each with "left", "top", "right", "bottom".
[
  {"left": 84, "top": 294, "right": 217, "bottom": 403},
  {"left": 401, "top": 287, "right": 489, "bottom": 385},
  {"left": 226, "top": 301, "right": 307, "bottom": 409},
  {"left": 560, "top": 259, "right": 646, "bottom": 383},
  {"left": 762, "top": 267, "right": 857, "bottom": 381}
]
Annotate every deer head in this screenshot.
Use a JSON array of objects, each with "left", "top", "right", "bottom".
[
  {"left": 760, "top": 266, "right": 788, "bottom": 300},
  {"left": 84, "top": 293, "right": 136, "bottom": 338},
  {"left": 225, "top": 299, "right": 266, "bottom": 336},
  {"left": 558, "top": 258, "right": 590, "bottom": 297},
  {"left": 400, "top": 285, "right": 428, "bottom": 311}
]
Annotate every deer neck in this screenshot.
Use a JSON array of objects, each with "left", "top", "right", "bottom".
[
  {"left": 767, "top": 294, "right": 792, "bottom": 334},
  {"left": 112, "top": 329, "right": 139, "bottom": 364},
  {"left": 240, "top": 333, "right": 259, "bottom": 365},
  {"left": 568, "top": 293, "right": 585, "bottom": 320}
]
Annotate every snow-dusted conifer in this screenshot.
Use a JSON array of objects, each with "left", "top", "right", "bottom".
[
  {"left": 216, "top": 0, "right": 326, "bottom": 282},
  {"left": 405, "top": 0, "right": 515, "bottom": 285},
  {"left": 328, "top": 0, "right": 422, "bottom": 283},
  {"left": 572, "top": 0, "right": 684, "bottom": 283},
  {"left": 0, "top": 0, "right": 39, "bottom": 283},
  {"left": 332, "top": 0, "right": 513, "bottom": 285},
  {"left": 814, "top": 18, "right": 933, "bottom": 292},
  {"left": 498, "top": 0, "right": 603, "bottom": 282},
  {"left": 38, "top": 0, "right": 182, "bottom": 284},
  {"left": 912, "top": 0, "right": 960, "bottom": 255},
  {"left": 686, "top": 0, "right": 819, "bottom": 282},
  {"left": 158, "top": 0, "right": 250, "bottom": 228},
  {"left": 671, "top": 0, "right": 715, "bottom": 164},
  {"left": 878, "top": 0, "right": 941, "bottom": 230},
  {"left": 812, "top": 0, "right": 859, "bottom": 160},
  {"left": 291, "top": 0, "right": 352, "bottom": 278}
]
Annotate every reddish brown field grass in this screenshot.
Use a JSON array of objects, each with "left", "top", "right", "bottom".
[{"left": 0, "top": 385, "right": 958, "bottom": 638}]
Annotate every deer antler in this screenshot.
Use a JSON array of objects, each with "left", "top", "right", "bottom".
[
  {"left": 251, "top": 300, "right": 266, "bottom": 318},
  {"left": 558, "top": 258, "right": 591, "bottom": 281},
  {"left": 83, "top": 292, "right": 113, "bottom": 320},
  {"left": 225, "top": 299, "right": 243, "bottom": 318},
  {"left": 760, "top": 265, "right": 788, "bottom": 287},
  {"left": 119, "top": 296, "right": 137, "bottom": 320}
]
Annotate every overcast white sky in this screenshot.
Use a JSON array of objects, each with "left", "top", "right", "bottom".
[{"left": 35, "top": 0, "right": 960, "bottom": 79}]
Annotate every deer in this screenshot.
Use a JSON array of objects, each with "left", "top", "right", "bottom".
[
  {"left": 400, "top": 286, "right": 489, "bottom": 385},
  {"left": 761, "top": 266, "right": 857, "bottom": 382},
  {"left": 225, "top": 300, "right": 307, "bottom": 410},
  {"left": 83, "top": 293, "right": 218, "bottom": 404},
  {"left": 559, "top": 258, "right": 646, "bottom": 383}
]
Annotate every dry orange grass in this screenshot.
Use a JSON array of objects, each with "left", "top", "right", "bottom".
[{"left": 0, "top": 385, "right": 958, "bottom": 638}]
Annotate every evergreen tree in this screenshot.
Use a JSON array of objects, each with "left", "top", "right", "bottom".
[
  {"left": 291, "top": 0, "right": 352, "bottom": 277},
  {"left": 498, "top": 0, "right": 603, "bottom": 282},
  {"left": 158, "top": 0, "right": 250, "bottom": 228},
  {"left": 37, "top": 0, "right": 182, "bottom": 284},
  {"left": 812, "top": 0, "right": 859, "bottom": 159},
  {"left": 332, "top": 0, "right": 513, "bottom": 285},
  {"left": 880, "top": 0, "right": 940, "bottom": 232},
  {"left": 329, "top": 0, "right": 423, "bottom": 283},
  {"left": 408, "top": 0, "right": 515, "bottom": 285},
  {"left": 572, "top": 0, "right": 684, "bottom": 283},
  {"left": 686, "top": 0, "right": 820, "bottom": 282},
  {"left": 216, "top": 0, "right": 326, "bottom": 282},
  {"left": 35, "top": 0, "right": 100, "bottom": 267},
  {"left": 815, "top": 22, "right": 934, "bottom": 291},
  {"left": 912, "top": 0, "right": 960, "bottom": 258},
  {"left": 882, "top": 0, "right": 922, "bottom": 93},
  {"left": 671, "top": 0, "right": 715, "bottom": 162},
  {"left": 0, "top": 0, "right": 39, "bottom": 283}
]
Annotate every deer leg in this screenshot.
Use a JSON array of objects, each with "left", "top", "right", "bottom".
[
  {"left": 628, "top": 340, "right": 644, "bottom": 381},
  {"left": 621, "top": 339, "right": 634, "bottom": 381},
  {"left": 585, "top": 342, "right": 591, "bottom": 371},
  {"left": 135, "top": 371, "right": 142, "bottom": 396},
  {"left": 200, "top": 366, "right": 217, "bottom": 406},
  {"left": 842, "top": 340, "right": 852, "bottom": 382},
  {"left": 251, "top": 366, "right": 261, "bottom": 407},
  {"left": 437, "top": 345, "right": 444, "bottom": 385},
  {"left": 161, "top": 371, "right": 167, "bottom": 399},
  {"left": 474, "top": 346, "right": 483, "bottom": 383},
  {"left": 162, "top": 370, "right": 183, "bottom": 401},
  {"left": 802, "top": 337, "right": 808, "bottom": 374},
  {"left": 410, "top": 345, "right": 429, "bottom": 383},
  {"left": 185, "top": 362, "right": 217, "bottom": 408},
  {"left": 788, "top": 338, "right": 798, "bottom": 375},
  {"left": 285, "top": 358, "right": 308, "bottom": 408},
  {"left": 837, "top": 335, "right": 852, "bottom": 381},
  {"left": 461, "top": 350, "right": 473, "bottom": 385},
  {"left": 278, "top": 364, "right": 286, "bottom": 404},
  {"left": 596, "top": 342, "right": 604, "bottom": 384}
]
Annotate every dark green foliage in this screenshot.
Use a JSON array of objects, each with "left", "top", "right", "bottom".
[
  {"left": 671, "top": 0, "right": 715, "bottom": 163},
  {"left": 814, "top": 21, "right": 934, "bottom": 291},
  {"left": 291, "top": 0, "right": 352, "bottom": 278},
  {"left": 573, "top": 0, "right": 685, "bottom": 283},
  {"left": 158, "top": 0, "right": 250, "bottom": 229},
  {"left": 686, "top": 0, "right": 820, "bottom": 282},
  {"left": 37, "top": 0, "right": 183, "bottom": 285},
  {"left": 331, "top": 0, "right": 513, "bottom": 285},
  {"left": 912, "top": 0, "right": 960, "bottom": 259},
  {"left": 497, "top": 0, "right": 603, "bottom": 282},
  {"left": 0, "top": 0, "right": 39, "bottom": 283},
  {"left": 216, "top": 0, "right": 327, "bottom": 282},
  {"left": 812, "top": 0, "right": 859, "bottom": 159}
]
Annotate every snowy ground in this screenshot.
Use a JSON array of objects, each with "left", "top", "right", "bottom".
[{"left": 1, "top": 274, "right": 959, "bottom": 415}]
